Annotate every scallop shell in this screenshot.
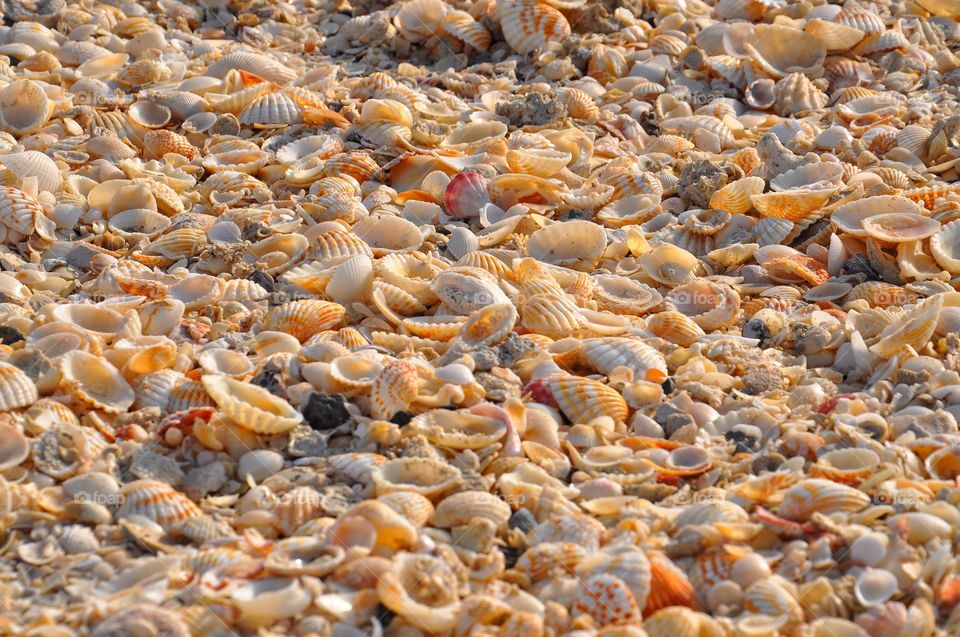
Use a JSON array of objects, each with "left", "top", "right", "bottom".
[
  {"left": 442, "top": 10, "right": 492, "bottom": 50},
  {"left": 545, "top": 374, "right": 628, "bottom": 424},
  {"left": 239, "top": 93, "right": 302, "bottom": 128},
  {"left": 498, "top": 0, "right": 571, "bottom": 55},
  {"left": 262, "top": 300, "right": 345, "bottom": 342},
  {"left": 206, "top": 50, "right": 297, "bottom": 85},
  {"left": 592, "top": 274, "right": 662, "bottom": 316},
  {"left": 805, "top": 18, "right": 865, "bottom": 51},
  {"left": 430, "top": 490, "right": 511, "bottom": 528},
  {"left": 751, "top": 187, "right": 836, "bottom": 221},
  {"left": 1, "top": 151, "right": 60, "bottom": 193},
  {"left": 646, "top": 310, "right": 706, "bottom": 346},
  {"left": 774, "top": 73, "right": 829, "bottom": 117},
  {"left": 202, "top": 375, "right": 304, "bottom": 434},
  {"left": 776, "top": 479, "right": 871, "bottom": 521},
  {"left": 710, "top": 177, "right": 764, "bottom": 214},
  {"left": 862, "top": 213, "right": 940, "bottom": 243},
  {"left": 116, "top": 479, "right": 201, "bottom": 530},
  {"left": 644, "top": 551, "right": 698, "bottom": 616},
  {"left": 574, "top": 573, "right": 642, "bottom": 626},
  {"left": 869, "top": 294, "right": 943, "bottom": 359},
  {"left": 369, "top": 358, "right": 419, "bottom": 420}
]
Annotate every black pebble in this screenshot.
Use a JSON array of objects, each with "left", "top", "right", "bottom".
[
  {"left": 250, "top": 364, "right": 287, "bottom": 400},
  {"left": 0, "top": 326, "right": 23, "bottom": 345},
  {"left": 660, "top": 377, "right": 675, "bottom": 394},
  {"left": 725, "top": 429, "right": 757, "bottom": 454},
  {"left": 508, "top": 508, "right": 536, "bottom": 533},
  {"left": 302, "top": 393, "right": 352, "bottom": 431},
  {"left": 389, "top": 411, "right": 413, "bottom": 426},
  {"left": 373, "top": 603, "right": 396, "bottom": 627},
  {"left": 500, "top": 545, "right": 522, "bottom": 569}
]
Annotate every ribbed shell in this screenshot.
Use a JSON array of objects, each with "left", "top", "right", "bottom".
[
  {"left": 498, "top": 0, "right": 571, "bottom": 55},
  {"left": 644, "top": 552, "right": 698, "bottom": 616},
  {"left": 430, "top": 491, "right": 511, "bottom": 528},
  {"left": 579, "top": 338, "right": 667, "bottom": 383},
  {"left": 275, "top": 486, "right": 324, "bottom": 535},
  {"left": 0, "top": 185, "right": 44, "bottom": 235},
  {"left": 205, "top": 50, "right": 297, "bottom": 85},
  {"left": 116, "top": 480, "right": 201, "bottom": 530},
  {"left": 239, "top": 93, "right": 302, "bottom": 128},
  {"left": 576, "top": 546, "right": 652, "bottom": 610},
  {"left": 777, "top": 479, "right": 871, "bottom": 521},
  {"left": 0, "top": 362, "right": 37, "bottom": 411},
  {"left": 370, "top": 358, "right": 419, "bottom": 420},
  {"left": 574, "top": 574, "right": 642, "bottom": 626},
  {"left": 262, "top": 300, "right": 345, "bottom": 342},
  {"left": 545, "top": 374, "right": 628, "bottom": 424},
  {"left": 442, "top": 11, "right": 491, "bottom": 50}
]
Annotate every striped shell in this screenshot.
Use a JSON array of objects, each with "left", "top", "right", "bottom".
[
  {"left": 262, "top": 300, "right": 345, "bottom": 342},
  {"left": 545, "top": 374, "right": 628, "bottom": 424},
  {"left": 574, "top": 574, "right": 642, "bottom": 626},
  {"left": 576, "top": 546, "right": 652, "bottom": 610},
  {"left": 201, "top": 375, "right": 304, "bottom": 434},
  {"left": 579, "top": 338, "right": 667, "bottom": 383},
  {"left": 430, "top": 490, "right": 511, "bottom": 528},
  {"left": 116, "top": 480, "right": 201, "bottom": 530},
  {"left": 709, "top": 177, "right": 764, "bottom": 214},
  {"left": 239, "top": 93, "right": 302, "bottom": 128},
  {"left": 644, "top": 551, "right": 698, "bottom": 616},
  {"left": 498, "top": 0, "right": 571, "bottom": 55},
  {"left": 776, "top": 479, "right": 871, "bottom": 521},
  {"left": 369, "top": 358, "right": 419, "bottom": 420},
  {"left": 442, "top": 11, "right": 491, "bottom": 50}
]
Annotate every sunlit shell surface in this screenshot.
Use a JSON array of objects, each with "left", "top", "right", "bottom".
[{"left": 0, "top": 0, "right": 954, "bottom": 632}]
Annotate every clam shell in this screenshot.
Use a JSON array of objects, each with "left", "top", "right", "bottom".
[
  {"left": 59, "top": 350, "right": 134, "bottom": 413},
  {"left": 0, "top": 80, "right": 50, "bottom": 137},
  {"left": 527, "top": 220, "right": 607, "bottom": 271},
  {"left": 262, "top": 300, "right": 345, "bottom": 342},
  {"left": 545, "top": 374, "right": 628, "bottom": 424},
  {"left": 580, "top": 337, "right": 667, "bottom": 383},
  {"left": 777, "top": 479, "right": 871, "bottom": 521},
  {"left": 411, "top": 408, "right": 507, "bottom": 449},
  {"left": 116, "top": 479, "right": 201, "bottom": 530},
  {"left": 369, "top": 358, "right": 419, "bottom": 420},
  {"left": 862, "top": 213, "right": 940, "bottom": 243},
  {"left": 744, "top": 24, "right": 827, "bottom": 79}
]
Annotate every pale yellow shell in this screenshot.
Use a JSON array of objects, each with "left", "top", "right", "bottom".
[{"left": 202, "top": 375, "right": 304, "bottom": 434}]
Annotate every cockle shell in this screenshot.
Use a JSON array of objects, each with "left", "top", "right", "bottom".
[
  {"left": 202, "top": 375, "right": 304, "bottom": 434},
  {"left": 370, "top": 358, "right": 419, "bottom": 420},
  {"left": 498, "top": 0, "right": 571, "bottom": 56},
  {"left": 777, "top": 479, "right": 871, "bottom": 521},
  {"left": 411, "top": 409, "right": 507, "bottom": 449},
  {"left": 526, "top": 220, "right": 607, "bottom": 271},
  {"left": 580, "top": 338, "right": 667, "bottom": 383},
  {"left": 544, "top": 374, "right": 628, "bottom": 424},
  {"left": 116, "top": 479, "right": 201, "bottom": 529},
  {"left": 372, "top": 456, "right": 462, "bottom": 499},
  {"left": 0, "top": 79, "right": 50, "bottom": 137},
  {"left": 744, "top": 25, "right": 827, "bottom": 79},
  {"left": 262, "top": 300, "right": 345, "bottom": 342}
]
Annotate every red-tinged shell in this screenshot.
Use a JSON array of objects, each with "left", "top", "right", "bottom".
[
  {"left": 499, "top": 0, "right": 571, "bottom": 55},
  {"left": 370, "top": 358, "right": 419, "bottom": 420},
  {"left": 142, "top": 129, "right": 197, "bottom": 160},
  {"left": 644, "top": 552, "right": 699, "bottom": 616},
  {"left": 523, "top": 377, "right": 560, "bottom": 408},
  {"left": 0, "top": 186, "right": 43, "bottom": 235},
  {"left": 444, "top": 171, "right": 491, "bottom": 219},
  {"left": 116, "top": 479, "right": 201, "bottom": 530},
  {"left": 516, "top": 541, "right": 586, "bottom": 581},
  {"left": 262, "top": 300, "right": 346, "bottom": 342},
  {"left": 764, "top": 254, "right": 830, "bottom": 285},
  {"left": 545, "top": 373, "right": 628, "bottom": 424},
  {"left": 574, "top": 574, "right": 642, "bottom": 626}
]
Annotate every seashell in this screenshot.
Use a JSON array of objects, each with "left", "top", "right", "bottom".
[
  {"left": 202, "top": 375, "right": 304, "bottom": 434},
  {"left": 869, "top": 294, "right": 943, "bottom": 359},
  {"left": 498, "top": 0, "right": 571, "bottom": 56},
  {"left": 854, "top": 569, "right": 899, "bottom": 607},
  {"left": 372, "top": 456, "right": 462, "bottom": 499},
  {"left": 273, "top": 486, "right": 323, "bottom": 535},
  {"left": 0, "top": 80, "right": 50, "bottom": 137},
  {"left": 128, "top": 100, "right": 171, "bottom": 129},
  {"left": 643, "top": 607, "right": 703, "bottom": 637},
  {"left": 142, "top": 130, "right": 198, "bottom": 160},
  {"left": 646, "top": 310, "right": 706, "bottom": 346},
  {"left": 644, "top": 551, "right": 698, "bottom": 615},
  {"left": 638, "top": 243, "right": 702, "bottom": 287},
  {"left": 116, "top": 480, "right": 201, "bottom": 529},
  {"left": 666, "top": 280, "right": 741, "bottom": 331},
  {"left": 544, "top": 374, "right": 628, "bottom": 424},
  {"left": 744, "top": 24, "right": 827, "bottom": 79},
  {"left": 811, "top": 448, "right": 881, "bottom": 484},
  {"left": 597, "top": 194, "right": 661, "bottom": 227},
  {"left": 506, "top": 148, "right": 571, "bottom": 178},
  {"left": 805, "top": 19, "right": 865, "bottom": 51},
  {"left": 59, "top": 350, "right": 134, "bottom": 413},
  {"left": 445, "top": 172, "right": 491, "bottom": 219},
  {"left": 377, "top": 552, "right": 461, "bottom": 633},
  {"left": 1, "top": 151, "right": 60, "bottom": 194},
  {"left": 369, "top": 358, "right": 419, "bottom": 420},
  {"left": 777, "top": 479, "right": 871, "bottom": 521},
  {"left": 526, "top": 220, "right": 607, "bottom": 271},
  {"left": 430, "top": 491, "right": 511, "bottom": 528},
  {"left": 377, "top": 491, "right": 434, "bottom": 527},
  {"left": 710, "top": 177, "right": 765, "bottom": 214},
  {"left": 457, "top": 303, "right": 517, "bottom": 349},
  {"left": 774, "top": 73, "right": 829, "bottom": 117},
  {"left": 262, "top": 300, "right": 345, "bottom": 342},
  {"left": 239, "top": 93, "right": 302, "bottom": 128},
  {"left": 442, "top": 10, "right": 492, "bottom": 50},
  {"left": 0, "top": 361, "right": 37, "bottom": 411},
  {"left": 231, "top": 578, "right": 312, "bottom": 630},
  {"left": 862, "top": 214, "right": 940, "bottom": 243},
  {"left": 411, "top": 408, "right": 507, "bottom": 449},
  {"left": 574, "top": 573, "right": 642, "bottom": 626},
  {"left": 580, "top": 338, "right": 667, "bottom": 383},
  {"left": 751, "top": 187, "right": 836, "bottom": 221},
  {"left": 91, "top": 607, "right": 190, "bottom": 637},
  {"left": 206, "top": 51, "right": 297, "bottom": 85}
]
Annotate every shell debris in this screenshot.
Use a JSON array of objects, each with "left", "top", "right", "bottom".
[{"left": 0, "top": 0, "right": 958, "bottom": 635}]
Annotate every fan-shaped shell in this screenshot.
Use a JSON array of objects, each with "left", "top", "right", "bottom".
[
  {"left": 580, "top": 337, "right": 667, "bottom": 383},
  {"left": 710, "top": 177, "right": 764, "bottom": 214},
  {"left": 526, "top": 220, "right": 607, "bottom": 271},
  {"left": 545, "top": 374, "right": 628, "bottom": 424},
  {"left": 116, "top": 480, "right": 201, "bottom": 529},
  {"left": 262, "top": 300, "right": 345, "bottom": 342},
  {"left": 498, "top": 0, "right": 571, "bottom": 55},
  {"left": 776, "top": 479, "right": 871, "bottom": 521}
]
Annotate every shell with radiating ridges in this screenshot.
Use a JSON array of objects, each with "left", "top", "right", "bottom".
[
  {"left": 262, "top": 300, "right": 345, "bottom": 342},
  {"left": 545, "top": 374, "right": 628, "bottom": 424},
  {"left": 580, "top": 338, "right": 667, "bottom": 383},
  {"left": 498, "top": 0, "right": 571, "bottom": 55},
  {"left": 202, "top": 374, "right": 304, "bottom": 434},
  {"left": 777, "top": 479, "right": 871, "bottom": 521},
  {"left": 370, "top": 358, "right": 419, "bottom": 420},
  {"left": 116, "top": 479, "right": 201, "bottom": 530}
]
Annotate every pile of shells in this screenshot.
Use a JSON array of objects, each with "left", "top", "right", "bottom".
[{"left": 0, "top": 0, "right": 958, "bottom": 635}]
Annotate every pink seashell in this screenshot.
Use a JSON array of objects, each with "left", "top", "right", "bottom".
[{"left": 444, "top": 171, "right": 491, "bottom": 219}]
